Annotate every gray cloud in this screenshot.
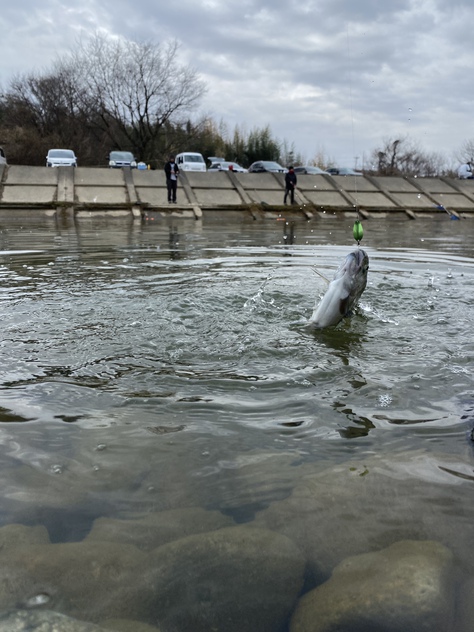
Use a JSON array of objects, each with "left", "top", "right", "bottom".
[{"left": 1, "top": 0, "right": 473, "bottom": 166}]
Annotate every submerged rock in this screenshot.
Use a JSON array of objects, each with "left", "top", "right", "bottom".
[
  {"left": 0, "top": 523, "right": 50, "bottom": 549},
  {"left": 290, "top": 540, "right": 456, "bottom": 632},
  {"left": 0, "top": 609, "right": 110, "bottom": 631},
  {"left": 85, "top": 507, "right": 234, "bottom": 550},
  {"left": 0, "top": 540, "right": 155, "bottom": 622},
  {"left": 147, "top": 525, "right": 305, "bottom": 632},
  {"left": 253, "top": 450, "right": 474, "bottom": 582},
  {"left": 456, "top": 577, "right": 474, "bottom": 632},
  {"left": 100, "top": 619, "right": 162, "bottom": 632},
  {"left": 0, "top": 524, "right": 304, "bottom": 631}
]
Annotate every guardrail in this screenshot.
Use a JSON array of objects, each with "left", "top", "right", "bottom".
[{"left": 1, "top": 164, "right": 473, "bottom": 220}]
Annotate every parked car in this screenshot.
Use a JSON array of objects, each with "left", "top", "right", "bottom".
[
  {"left": 109, "top": 151, "right": 137, "bottom": 169},
  {"left": 325, "top": 167, "right": 363, "bottom": 176},
  {"left": 208, "top": 161, "right": 248, "bottom": 173},
  {"left": 46, "top": 149, "right": 77, "bottom": 167},
  {"left": 175, "top": 152, "right": 207, "bottom": 172},
  {"left": 207, "top": 156, "right": 226, "bottom": 166},
  {"left": 0, "top": 147, "right": 7, "bottom": 166},
  {"left": 248, "top": 161, "right": 287, "bottom": 173},
  {"left": 294, "top": 166, "right": 331, "bottom": 175}
]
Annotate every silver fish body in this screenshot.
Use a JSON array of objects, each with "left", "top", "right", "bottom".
[{"left": 308, "top": 249, "right": 369, "bottom": 328}]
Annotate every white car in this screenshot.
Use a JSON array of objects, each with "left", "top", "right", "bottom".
[
  {"left": 175, "top": 152, "right": 206, "bottom": 172},
  {"left": 46, "top": 149, "right": 77, "bottom": 167},
  {"left": 0, "top": 147, "right": 7, "bottom": 166},
  {"left": 208, "top": 161, "right": 247, "bottom": 173}
]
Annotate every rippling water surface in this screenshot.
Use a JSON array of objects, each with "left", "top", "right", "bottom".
[{"left": 0, "top": 212, "right": 473, "bottom": 630}]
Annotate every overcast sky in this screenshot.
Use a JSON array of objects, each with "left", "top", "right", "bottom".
[{"left": 1, "top": 0, "right": 472, "bottom": 167}]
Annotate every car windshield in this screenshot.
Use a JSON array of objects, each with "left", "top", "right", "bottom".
[
  {"left": 184, "top": 155, "right": 205, "bottom": 163},
  {"left": 110, "top": 152, "right": 134, "bottom": 161},
  {"left": 48, "top": 150, "right": 75, "bottom": 158}
]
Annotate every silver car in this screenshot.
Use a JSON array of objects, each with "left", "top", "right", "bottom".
[
  {"left": 0, "top": 147, "right": 6, "bottom": 166},
  {"left": 109, "top": 151, "right": 137, "bottom": 169},
  {"left": 208, "top": 161, "right": 248, "bottom": 173},
  {"left": 326, "top": 167, "right": 363, "bottom": 176},
  {"left": 294, "top": 165, "right": 331, "bottom": 175},
  {"left": 46, "top": 149, "right": 77, "bottom": 167}
]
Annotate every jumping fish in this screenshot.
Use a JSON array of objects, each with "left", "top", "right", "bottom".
[{"left": 308, "top": 249, "right": 369, "bottom": 328}]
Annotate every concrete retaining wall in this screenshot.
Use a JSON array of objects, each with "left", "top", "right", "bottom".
[{"left": 1, "top": 164, "right": 474, "bottom": 219}]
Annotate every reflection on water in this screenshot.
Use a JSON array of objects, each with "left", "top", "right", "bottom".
[{"left": 0, "top": 212, "right": 473, "bottom": 630}]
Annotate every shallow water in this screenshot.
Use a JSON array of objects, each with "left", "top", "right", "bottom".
[{"left": 0, "top": 212, "right": 473, "bottom": 629}]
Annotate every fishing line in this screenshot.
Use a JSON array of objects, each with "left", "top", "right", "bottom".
[{"left": 346, "top": 23, "right": 363, "bottom": 246}]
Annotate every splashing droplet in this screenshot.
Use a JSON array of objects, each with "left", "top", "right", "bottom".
[{"left": 378, "top": 393, "right": 392, "bottom": 407}]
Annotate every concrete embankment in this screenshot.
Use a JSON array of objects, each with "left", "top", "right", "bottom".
[{"left": 1, "top": 164, "right": 474, "bottom": 220}]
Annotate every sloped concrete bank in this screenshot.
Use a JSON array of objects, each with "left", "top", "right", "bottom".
[{"left": 1, "top": 164, "right": 474, "bottom": 220}]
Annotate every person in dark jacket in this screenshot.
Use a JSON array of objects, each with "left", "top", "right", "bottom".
[
  {"left": 164, "top": 155, "right": 180, "bottom": 203},
  {"left": 284, "top": 166, "right": 297, "bottom": 205}
]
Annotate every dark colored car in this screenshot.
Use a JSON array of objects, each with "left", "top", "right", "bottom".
[
  {"left": 248, "top": 161, "right": 287, "bottom": 173},
  {"left": 294, "top": 166, "right": 331, "bottom": 175},
  {"left": 109, "top": 151, "right": 137, "bottom": 169},
  {"left": 207, "top": 156, "right": 226, "bottom": 167},
  {"left": 325, "top": 167, "right": 363, "bottom": 176}
]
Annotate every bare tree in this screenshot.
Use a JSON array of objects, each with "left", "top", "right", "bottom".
[
  {"left": 456, "top": 139, "right": 474, "bottom": 164},
  {"left": 368, "top": 135, "right": 449, "bottom": 177},
  {"left": 64, "top": 34, "right": 207, "bottom": 163},
  {"left": 1, "top": 65, "right": 93, "bottom": 164}
]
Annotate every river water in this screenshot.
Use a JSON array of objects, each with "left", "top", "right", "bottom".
[{"left": 0, "top": 211, "right": 473, "bottom": 630}]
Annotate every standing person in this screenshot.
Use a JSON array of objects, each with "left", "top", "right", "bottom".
[
  {"left": 164, "top": 155, "right": 180, "bottom": 203},
  {"left": 284, "top": 166, "right": 297, "bottom": 205}
]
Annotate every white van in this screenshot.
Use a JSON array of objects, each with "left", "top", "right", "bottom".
[{"left": 175, "top": 152, "right": 206, "bottom": 172}]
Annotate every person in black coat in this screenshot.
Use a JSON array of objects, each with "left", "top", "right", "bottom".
[
  {"left": 164, "top": 155, "right": 180, "bottom": 203},
  {"left": 284, "top": 166, "right": 297, "bottom": 205}
]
